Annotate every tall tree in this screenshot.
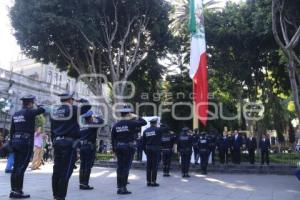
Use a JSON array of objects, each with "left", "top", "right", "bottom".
[
  {"left": 272, "top": 0, "right": 300, "bottom": 120},
  {"left": 10, "top": 0, "right": 172, "bottom": 107}
]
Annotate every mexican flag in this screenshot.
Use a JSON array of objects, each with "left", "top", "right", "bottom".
[{"left": 189, "top": 0, "right": 208, "bottom": 126}]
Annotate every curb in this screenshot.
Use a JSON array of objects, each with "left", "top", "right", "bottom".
[{"left": 94, "top": 160, "right": 297, "bottom": 175}]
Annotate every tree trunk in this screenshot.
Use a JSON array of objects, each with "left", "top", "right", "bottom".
[{"left": 287, "top": 55, "right": 300, "bottom": 120}]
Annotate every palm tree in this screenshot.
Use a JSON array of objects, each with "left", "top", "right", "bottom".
[{"left": 169, "top": 0, "right": 221, "bottom": 36}]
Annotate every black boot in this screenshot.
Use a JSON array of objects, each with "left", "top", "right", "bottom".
[{"left": 9, "top": 191, "right": 30, "bottom": 199}]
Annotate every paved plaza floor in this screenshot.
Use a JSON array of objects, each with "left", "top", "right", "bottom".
[{"left": 0, "top": 162, "right": 299, "bottom": 200}]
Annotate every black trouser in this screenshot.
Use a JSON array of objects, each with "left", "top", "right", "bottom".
[
  {"left": 193, "top": 147, "right": 200, "bottom": 164},
  {"left": 80, "top": 144, "right": 96, "bottom": 186},
  {"left": 261, "top": 150, "right": 269, "bottom": 165},
  {"left": 233, "top": 148, "right": 241, "bottom": 164},
  {"left": 146, "top": 149, "right": 160, "bottom": 183},
  {"left": 180, "top": 152, "right": 191, "bottom": 175},
  {"left": 162, "top": 149, "right": 172, "bottom": 174},
  {"left": 136, "top": 148, "right": 143, "bottom": 161},
  {"left": 116, "top": 146, "right": 135, "bottom": 189},
  {"left": 199, "top": 149, "right": 209, "bottom": 172},
  {"left": 52, "top": 139, "right": 77, "bottom": 199},
  {"left": 11, "top": 138, "right": 33, "bottom": 193},
  {"left": 248, "top": 149, "right": 255, "bottom": 164},
  {"left": 219, "top": 148, "right": 226, "bottom": 164}
]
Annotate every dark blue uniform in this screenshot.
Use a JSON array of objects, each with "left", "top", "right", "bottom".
[
  {"left": 10, "top": 106, "right": 45, "bottom": 195},
  {"left": 246, "top": 137, "right": 257, "bottom": 164},
  {"left": 111, "top": 118, "right": 147, "bottom": 191},
  {"left": 79, "top": 116, "right": 104, "bottom": 189},
  {"left": 259, "top": 138, "right": 270, "bottom": 165},
  {"left": 198, "top": 133, "right": 210, "bottom": 174},
  {"left": 161, "top": 132, "right": 176, "bottom": 176},
  {"left": 217, "top": 135, "right": 229, "bottom": 164},
  {"left": 207, "top": 132, "right": 217, "bottom": 165},
  {"left": 177, "top": 129, "right": 193, "bottom": 177},
  {"left": 142, "top": 125, "right": 168, "bottom": 185},
  {"left": 51, "top": 100, "right": 91, "bottom": 199}
]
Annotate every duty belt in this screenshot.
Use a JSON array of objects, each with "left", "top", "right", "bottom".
[
  {"left": 13, "top": 133, "right": 31, "bottom": 139},
  {"left": 116, "top": 142, "right": 134, "bottom": 148},
  {"left": 55, "top": 136, "right": 75, "bottom": 142},
  {"left": 81, "top": 140, "right": 94, "bottom": 145}
]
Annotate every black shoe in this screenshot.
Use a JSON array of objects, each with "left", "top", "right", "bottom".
[
  {"left": 195, "top": 163, "right": 199, "bottom": 165},
  {"left": 182, "top": 174, "right": 186, "bottom": 178},
  {"left": 9, "top": 191, "right": 30, "bottom": 199},
  {"left": 164, "top": 174, "right": 170, "bottom": 177},
  {"left": 201, "top": 171, "right": 207, "bottom": 175},
  {"left": 80, "top": 184, "right": 94, "bottom": 190},
  {"left": 152, "top": 183, "right": 160, "bottom": 187},
  {"left": 185, "top": 174, "right": 190, "bottom": 178},
  {"left": 117, "top": 187, "right": 131, "bottom": 195},
  {"left": 147, "top": 182, "right": 152, "bottom": 187},
  {"left": 5, "top": 169, "right": 13, "bottom": 173}
]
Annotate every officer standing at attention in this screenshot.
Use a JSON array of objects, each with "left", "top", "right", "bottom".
[
  {"left": 177, "top": 127, "right": 193, "bottom": 178},
  {"left": 259, "top": 133, "right": 271, "bottom": 165},
  {"left": 207, "top": 129, "right": 217, "bottom": 165},
  {"left": 217, "top": 132, "right": 229, "bottom": 164},
  {"left": 192, "top": 129, "right": 200, "bottom": 165},
  {"left": 198, "top": 132, "right": 210, "bottom": 174},
  {"left": 143, "top": 119, "right": 168, "bottom": 186},
  {"left": 232, "top": 130, "right": 242, "bottom": 164},
  {"left": 79, "top": 111, "right": 104, "bottom": 190},
  {"left": 111, "top": 105, "right": 147, "bottom": 195},
  {"left": 246, "top": 133, "right": 257, "bottom": 164},
  {"left": 51, "top": 93, "right": 91, "bottom": 200},
  {"left": 161, "top": 127, "right": 176, "bottom": 177},
  {"left": 9, "top": 95, "right": 45, "bottom": 199}
]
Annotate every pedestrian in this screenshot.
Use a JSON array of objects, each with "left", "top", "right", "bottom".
[
  {"left": 177, "top": 127, "right": 193, "bottom": 178},
  {"left": 143, "top": 119, "right": 168, "bottom": 187},
  {"left": 232, "top": 130, "right": 242, "bottom": 164},
  {"left": 9, "top": 95, "right": 45, "bottom": 199},
  {"left": 259, "top": 133, "right": 271, "bottom": 165},
  {"left": 192, "top": 129, "right": 200, "bottom": 165},
  {"left": 31, "top": 127, "right": 44, "bottom": 170},
  {"left": 51, "top": 92, "right": 91, "bottom": 200},
  {"left": 79, "top": 111, "right": 104, "bottom": 190},
  {"left": 161, "top": 128, "right": 176, "bottom": 177},
  {"left": 217, "top": 132, "right": 229, "bottom": 164},
  {"left": 111, "top": 105, "right": 147, "bottom": 195},
  {"left": 198, "top": 132, "right": 210, "bottom": 174},
  {"left": 246, "top": 133, "right": 257, "bottom": 164}
]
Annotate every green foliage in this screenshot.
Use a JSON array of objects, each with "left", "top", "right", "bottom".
[{"left": 10, "top": 0, "right": 172, "bottom": 82}]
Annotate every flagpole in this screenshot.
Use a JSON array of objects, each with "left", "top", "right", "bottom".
[{"left": 193, "top": 101, "right": 199, "bottom": 130}]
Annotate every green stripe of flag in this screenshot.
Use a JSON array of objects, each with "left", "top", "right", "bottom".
[{"left": 189, "top": 0, "right": 196, "bottom": 33}]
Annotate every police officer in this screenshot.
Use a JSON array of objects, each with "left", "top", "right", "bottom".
[
  {"left": 217, "top": 132, "right": 229, "bottom": 164},
  {"left": 143, "top": 119, "right": 168, "bottom": 186},
  {"left": 246, "top": 133, "right": 257, "bottom": 164},
  {"left": 192, "top": 129, "right": 200, "bottom": 165},
  {"left": 207, "top": 130, "right": 217, "bottom": 165},
  {"left": 198, "top": 132, "right": 210, "bottom": 174},
  {"left": 177, "top": 127, "right": 193, "bottom": 178},
  {"left": 9, "top": 95, "right": 45, "bottom": 199},
  {"left": 111, "top": 105, "right": 147, "bottom": 195},
  {"left": 79, "top": 111, "right": 104, "bottom": 190},
  {"left": 51, "top": 92, "right": 91, "bottom": 200},
  {"left": 161, "top": 128, "right": 175, "bottom": 177}
]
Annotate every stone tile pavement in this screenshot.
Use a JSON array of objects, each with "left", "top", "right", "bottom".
[{"left": 0, "top": 162, "right": 299, "bottom": 200}]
